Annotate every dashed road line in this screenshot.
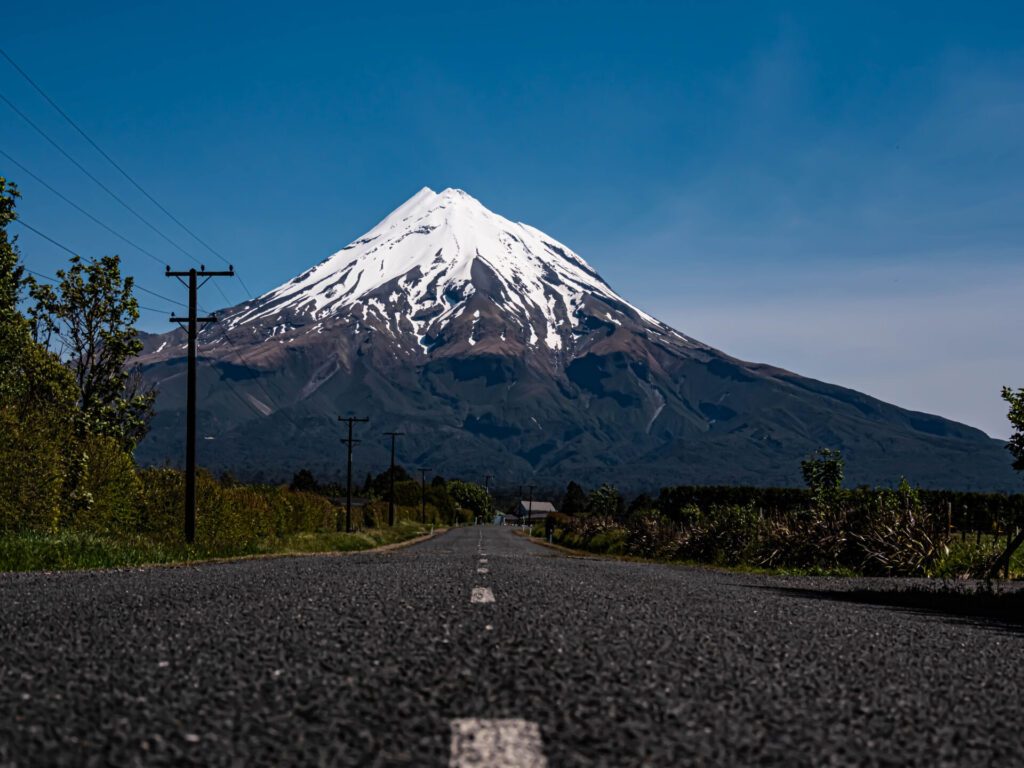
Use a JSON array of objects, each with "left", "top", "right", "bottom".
[
  {"left": 449, "top": 718, "right": 547, "bottom": 767},
  {"left": 477, "top": 567, "right": 489, "bottom": 574},
  {"left": 470, "top": 586, "right": 495, "bottom": 604}
]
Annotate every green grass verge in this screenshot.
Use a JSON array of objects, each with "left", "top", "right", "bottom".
[{"left": 0, "top": 521, "right": 436, "bottom": 572}]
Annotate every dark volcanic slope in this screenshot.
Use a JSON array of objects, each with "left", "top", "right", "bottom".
[
  {"left": 2, "top": 528, "right": 1022, "bottom": 766},
  {"left": 134, "top": 338, "right": 1016, "bottom": 491}
]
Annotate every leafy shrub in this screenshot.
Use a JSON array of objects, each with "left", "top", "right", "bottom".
[
  {"left": 73, "top": 434, "right": 142, "bottom": 535},
  {"left": 675, "top": 504, "right": 763, "bottom": 565},
  {"left": 625, "top": 509, "right": 677, "bottom": 559},
  {"left": 0, "top": 406, "right": 71, "bottom": 532},
  {"left": 931, "top": 539, "right": 1001, "bottom": 579},
  {"left": 849, "top": 480, "right": 948, "bottom": 576}
]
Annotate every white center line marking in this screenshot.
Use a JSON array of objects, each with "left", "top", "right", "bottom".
[
  {"left": 449, "top": 718, "right": 547, "bottom": 767},
  {"left": 479, "top": 558, "right": 488, "bottom": 564},
  {"left": 477, "top": 567, "right": 489, "bottom": 574},
  {"left": 470, "top": 586, "right": 495, "bottom": 604}
]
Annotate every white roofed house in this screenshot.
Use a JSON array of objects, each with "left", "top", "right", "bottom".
[{"left": 510, "top": 500, "right": 556, "bottom": 525}]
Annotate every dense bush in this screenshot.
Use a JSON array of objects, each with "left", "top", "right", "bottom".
[
  {"left": 136, "top": 469, "right": 336, "bottom": 550},
  {"left": 0, "top": 406, "right": 73, "bottom": 533}
]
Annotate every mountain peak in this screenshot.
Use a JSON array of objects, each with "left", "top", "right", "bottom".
[{"left": 228, "top": 186, "right": 671, "bottom": 354}]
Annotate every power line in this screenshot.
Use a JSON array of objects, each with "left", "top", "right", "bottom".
[
  {"left": 0, "top": 47, "right": 254, "bottom": 298},
  {"left": 24, "top": 265, "right": 168, "bottom": 313},
  {"left": 1, "top": 148, "right": 168, "bottom": 268},
  {"left": 0, "top": 90, "right": 206, "bottom": 268},
  {"left": 11, "top": 218, "right": 187, "bottom": 308},
  {"left": 0, "top": 146, "right": 237, "bottom": 312}
]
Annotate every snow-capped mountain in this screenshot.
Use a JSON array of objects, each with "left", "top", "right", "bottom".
[
  {"left": 135, "top": 188, "right": 1015, "bottom": 491},
  {"left": 156, "top": 186, "right": 691, "bottom": 369},
  {"left": 232, "top": 186, "right": 672, "bottom": 353}
]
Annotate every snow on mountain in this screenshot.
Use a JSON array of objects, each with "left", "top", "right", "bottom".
[{"left": 223, "top": 187, "right": 677, "bottom": 355}]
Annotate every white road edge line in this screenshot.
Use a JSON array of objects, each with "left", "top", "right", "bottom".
[
  {"left": 449, "top": 718, "right": 547, "bottom": 768},
  {"left": 470, "top": 586, "right": 495, "bottom": 604}
]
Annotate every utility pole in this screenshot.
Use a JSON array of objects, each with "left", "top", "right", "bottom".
[
  {"left": 483, "top": 473, "right": 493, "bottom": 524},
  {"left": 418, "top": 467, "right": 431, "bottom": 523},
  {"left": 384, "top": 431, "right": 404, "bottom": 526},
  {"left": 339, "top": 415, "right": 369, "bottom": 532},
  {"left": 167, "top": 264, "right": 233, "bottom": 544},
  {"left": 528, "top": 484, "right": 535, "bottom": 530}
]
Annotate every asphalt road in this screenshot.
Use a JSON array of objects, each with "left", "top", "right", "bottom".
[{"left": 1, "top": 526, "right": 1022, "bottom": 767}]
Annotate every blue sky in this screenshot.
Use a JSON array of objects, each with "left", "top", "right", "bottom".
[{"left": 2, "top": 1, "right": 1022, "bottom": 438}]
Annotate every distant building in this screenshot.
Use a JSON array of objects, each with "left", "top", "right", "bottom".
[{"left": 508, "top": 500, "right": 556, "bottom": 524}]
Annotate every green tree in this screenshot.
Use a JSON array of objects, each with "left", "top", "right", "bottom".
[
  {"left": 0, "top": 177, "right": 78, "bottom": 531},
  {"left": 1002, "top": 387, "right": 1024, "bottom": 472},
  {"left": 289, "top": 468, "right": 318, "bottom": 493},
  {"left": 448, "top": 480, "right": 491, "bottom": 519},
  {"left": 28, "top": 254, "right": 155, "bottom": 450},
  {"left": 627, "top": 492, "right": 654, "bottom": 515},
  {"left": 561, "top": 481, "right": 587, "bottom": 516},
  {"left": 801, "top": 448, "right": 844, "bottom": 510},
  {"left": 0, "top": 179, "right": 24, "bottom": 331},
  {"left": 586, "top": 483, "right": 622, "bottom": 518},
  {"left": 369, "top": 464, "right": 411, "bottom": 496}
]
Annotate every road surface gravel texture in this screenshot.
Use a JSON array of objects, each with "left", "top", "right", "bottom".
[{"left": 1, "top": 527, "right": 1021, "bottom": 766}]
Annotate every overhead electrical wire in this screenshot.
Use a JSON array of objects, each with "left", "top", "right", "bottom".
[
  {"left": 0, "top": 90, "right": 205, "bottom": 267},
  {"left": 1, "top": 148, "right": 170, "bottom": 269},
  {"left": 16, "top": 221, "right": 304, "bottom": 440},
  {"left": 0, "top": 86, "right": 235, "bottom": 307},
  {"left": 0, "top": 47, "right": 254, "bottom": 298},
  {"left": 0, "top": 87, "right": 237, "bottom": 310},
  {"left": 12, "top": 218, "right": 186, "bottom": 309},
  {"left": 23, "top": 266, "right": 168, "bottom": 314}
]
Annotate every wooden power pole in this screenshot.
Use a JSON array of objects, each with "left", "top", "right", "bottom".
[
  {"left": 384, "top": 431, "right": 404, "bottom": 526},
  {"left": 339, "top": 415, "right": 369, "bottom": 532},
  {"left": 166, "top": 264, "right": 234, "bottom": 544},
  {"left": 418, "top": 467, "right": 431, "bottom": 523},
  {"left": 483, "top": 473, "right": 493, "bottom": 524}
]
